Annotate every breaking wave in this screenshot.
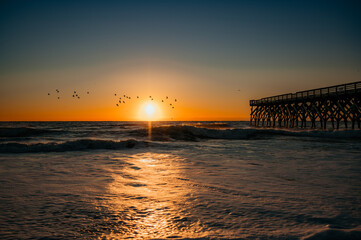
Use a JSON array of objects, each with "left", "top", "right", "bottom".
[
  {"left": 0, "top": 127, "right": 63, "bottom": 138},
  {"left": 190, "top": 122, "right": 231, "bottom": 129},
  {"left": 0, "top": 139, "right": 151, "bottom": 153},
  {"left": 303, "top": 228, "right": 361, "bottom": 240},
  {"left": 132, "top": 125, "right": 361, "bottom": 141}
]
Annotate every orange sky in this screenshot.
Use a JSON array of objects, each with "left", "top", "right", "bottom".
[
  {"left": 0, "top": 60, "right": 249, "bottom": 121},
  {"left": 1, "top": 58, "right": 360, "bottom": 121}
]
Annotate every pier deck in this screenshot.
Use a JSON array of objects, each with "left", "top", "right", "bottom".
[{"left": 250, "top": 81, "right": 361, "bottom": 129}]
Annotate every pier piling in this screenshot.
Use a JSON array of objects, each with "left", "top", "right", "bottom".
[{"left": 250, "top": 81, "right": 361, "bottom": 129}]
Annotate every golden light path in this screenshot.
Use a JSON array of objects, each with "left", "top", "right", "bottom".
[{"left": 100, "top": 153, "right": 206, "bottom": 239}]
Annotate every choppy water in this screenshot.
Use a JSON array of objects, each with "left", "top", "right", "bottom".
[{"left": 0, "top": 121, "right": 361, "bottom": 239}]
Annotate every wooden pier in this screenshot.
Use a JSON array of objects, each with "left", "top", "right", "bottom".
[{"left": 250, "top": 81, "right": 361, "bottom": 129}]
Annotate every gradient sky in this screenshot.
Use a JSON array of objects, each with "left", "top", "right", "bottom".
[{"left": 0, "top": 0, "right": 360, "bottom": 121}]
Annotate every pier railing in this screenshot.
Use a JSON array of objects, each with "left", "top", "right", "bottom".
[
  {"left": 249, "top": 81, "right": 361, "bottom": 129},
  {"left": 250, "top": 81, "right": 361, "bottom": 106}
]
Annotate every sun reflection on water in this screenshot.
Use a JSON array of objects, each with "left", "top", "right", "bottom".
[{"left": 99, "top": 152, "right": 205, "bottom": 239}]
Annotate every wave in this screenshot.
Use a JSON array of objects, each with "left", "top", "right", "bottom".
[
  {"left": 303, "top": 228, "right": 361, "bottom": 240},
  {"left": 189, "top": 122, "right": 231, "bottom": 129},
  {"left": 131, "top": 125, "right": 361, "bottom": 141},
  {"left": 0, "top": 139, "right": 151, "bottom": 153},
  {"left": 0, "top": 127, "right": 63, "bottom": 138}
]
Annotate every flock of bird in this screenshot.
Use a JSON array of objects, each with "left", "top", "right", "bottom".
[
  {"left": 48, "top": 89, "right": 90, "bottom": 100},
  {"left": 47, "top": 89, "right": 178, "bottom": 109},
  {"left": 47, "top": 89, "right": 62, "bottom": 99},
  {"left": 113, "top": 93, "right": 178, "bottom": 110}
]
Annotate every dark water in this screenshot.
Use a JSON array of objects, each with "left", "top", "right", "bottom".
[{"left": 0, "top": 121, "right": 361, "bottom": 239}]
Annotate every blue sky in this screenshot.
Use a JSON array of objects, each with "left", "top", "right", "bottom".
[{"left": 1, "top": 0, "right": 360, "bottom": 72}]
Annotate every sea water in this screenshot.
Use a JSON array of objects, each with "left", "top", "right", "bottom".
[{"left": 0, "top": 121, "right": 360, "bottom": 239}]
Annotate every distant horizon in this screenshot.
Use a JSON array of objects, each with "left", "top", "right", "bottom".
[{"left": 0, "top": 119, "right": 249, "bottom": 122}]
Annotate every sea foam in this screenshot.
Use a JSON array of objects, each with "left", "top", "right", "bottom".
[{"left": 303, "top": 228, "right": 361, "bottom": 240}]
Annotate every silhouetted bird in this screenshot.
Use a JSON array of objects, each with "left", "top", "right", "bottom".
[
  {"left": 58, "top": 97, "right": 60, "bottom": 99},
  {"left": 175, "top": 99, "right": 177, "bottom": 102},
  {"left": 149, "top": 96, "right": 151, "bottom": 98},
  {"left": 162, "top": 100, "right": 164, "bottom": 102},
  {"left": 116, "top": 104, "right": 118, "bottom": 106},
  {"left": 166, "top": 96, "right": 168, "bottom": 99},
  {"left": 74, "top": 91, "right": 76, "bottom": 93},
  {"left": 123, "top": 101, "right": 125, "bottom": 103},
  {"left": 137, "top": 96, "right": 139, "bottom": 98},
  {"left": 48, "top": 93, "right": 50, "bottom": 95},
  {"left": 87, "top": 91, "right": 89, "bottom": 94},
  {"left": 115, "top": 94, "right": 117, "bottom": 96},
  {"left": 151, "top": 98, "right": 153, "bottom": 101},
  {"left": 172, "top": 107, "right": 174, "bottom": 109},
  {"left": 72, "top": 95, "right": 75, "bottom": 97}
]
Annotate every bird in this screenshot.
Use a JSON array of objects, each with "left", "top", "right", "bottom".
[
  {"left": 87, "top": 91, "right": 89, "bottom": 94},
  {"left": 48, "top": 93, "right": 50, "bottom": 95},
  {"left": 115, "top": 94, "right": 117, "bottom": 96},
  {"left": 170, "top": 103, "right": 172, "bottom": 106},
  {"left": 137, "top": 96, "right": 139, "bottom": 98},
  {"left": 74, "top": 91, "right": 76, "bottom": 93},
  {"left": 129, "top": 97, "right": 131, "bottom": 99},
  {"left": 151, "top": 98, "right": 153, "bottom": 101},
  {"left": 72, "top": 95, "right": 75, "bottom": 97},
  {"left": 162, "top": 100, "right": 164, "bottom": 102},
  {"left": 78, "top": 97, "right": 80, "bottom": 99},
  {"left": 172, "top": 107, "right": 174, "bottom": 109},
  {"left": 124, "top": 95, "right": 126, "bottom": 97},
  {"left": 123, "top": 101, "right": 125, "bottom": 103},
  {"left": 116, "top": 104, "right": 118, "bottom": 106},
  {"left": 175, "top": 99, "right": 177, "bottom": 102},
  {"left": 58, "top": 97, "right": 60, "bottom": 99},
  {"left": 166, "top": 96, "right": 168, "bottom": 99}
]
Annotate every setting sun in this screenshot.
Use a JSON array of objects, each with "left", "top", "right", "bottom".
[
  {"left": 145, "top": 104, "right": 155, "bottom": 116},
  {"left": 138, "top": 101, "right": 162, "bottom": 121}
]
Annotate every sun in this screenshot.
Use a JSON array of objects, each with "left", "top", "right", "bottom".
[
  {"left": 145, "top": 104, "right": 155, "bottom": 116},
  {"left": 139, "top": 101, "right": 161, "bottom": 121}
]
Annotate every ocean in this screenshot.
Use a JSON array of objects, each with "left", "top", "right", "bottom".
[{"left": 0, "top": 121, "right": 360, "bottom": 239}]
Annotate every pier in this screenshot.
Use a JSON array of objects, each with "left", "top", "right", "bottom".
[{"left": 250, "top": 81, "right": 361, "bottom": 129}]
